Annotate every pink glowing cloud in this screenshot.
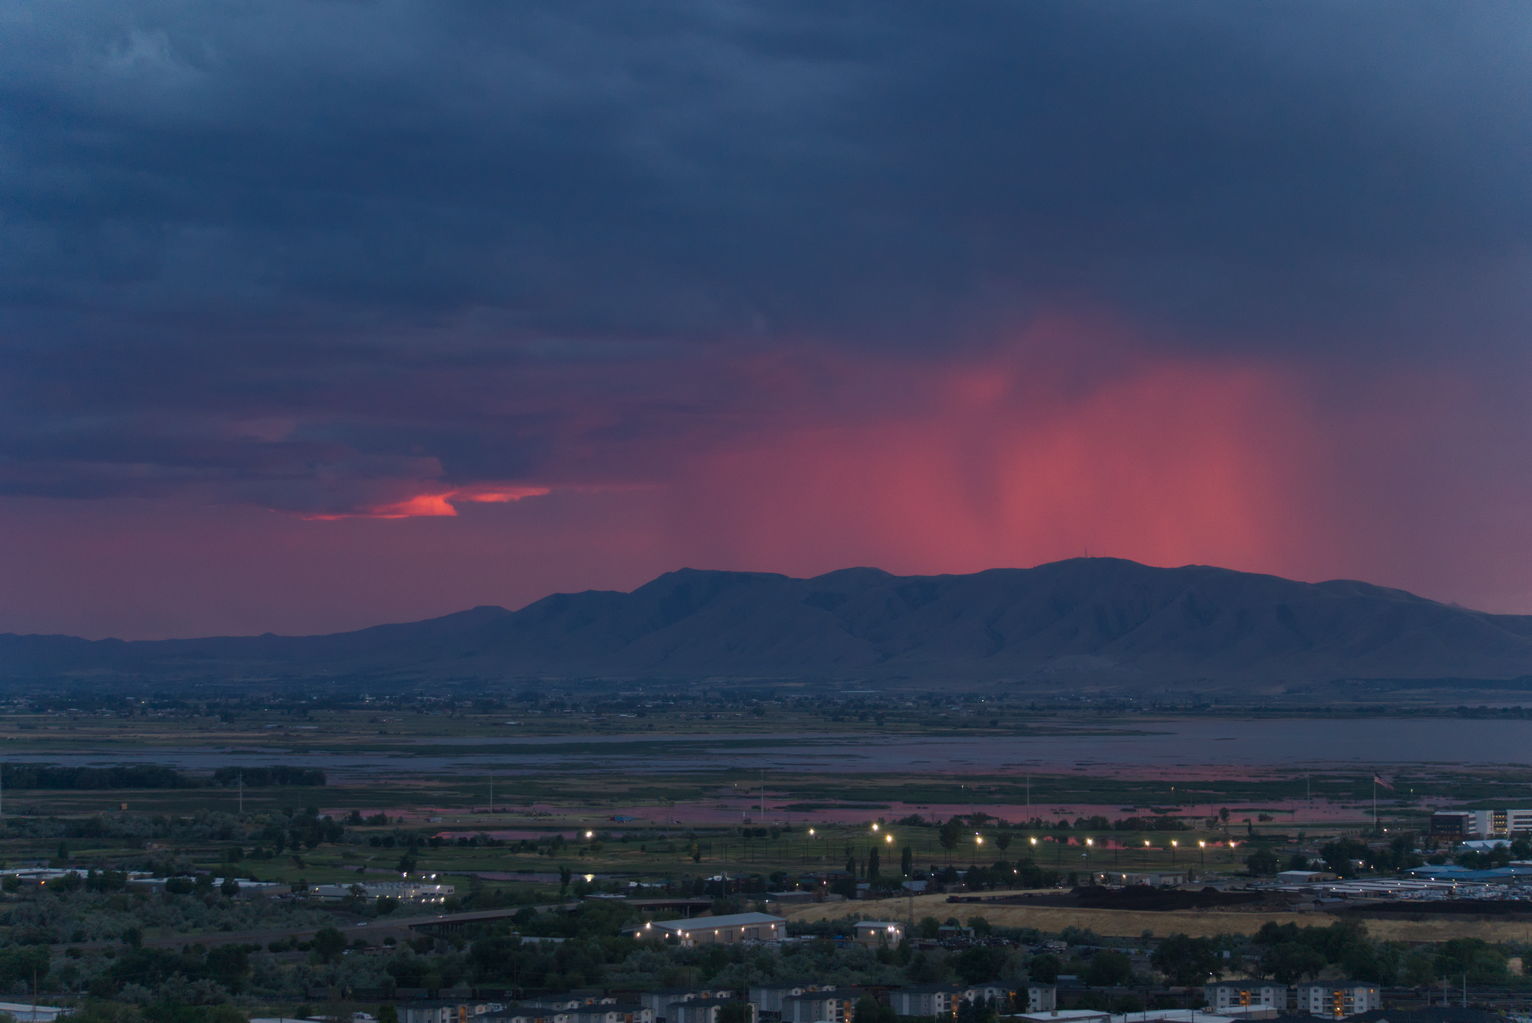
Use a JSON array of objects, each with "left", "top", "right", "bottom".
[{"left": 300, "top": 485, "right": 552, "bottom": 520}]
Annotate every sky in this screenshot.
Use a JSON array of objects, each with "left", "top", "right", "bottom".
[{"left": 1, "top": 1, "right": 1530, "bottom": 639}]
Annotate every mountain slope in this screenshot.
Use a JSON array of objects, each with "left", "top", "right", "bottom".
[{"left": 3, "top": 559, "right": 1530, "bottom": 685}]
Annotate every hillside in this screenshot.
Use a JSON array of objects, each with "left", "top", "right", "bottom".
[{"left": 3, "top": 559, "right": 1531, "bottom": 686}]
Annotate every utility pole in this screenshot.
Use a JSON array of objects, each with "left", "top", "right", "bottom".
[{"left": 237, "top": 770, "right": 243, "bottom": 816}]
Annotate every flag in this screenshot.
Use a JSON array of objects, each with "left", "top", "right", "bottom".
[{"left": 1373, "top": 774, "right": 1394, "bottom": 790}]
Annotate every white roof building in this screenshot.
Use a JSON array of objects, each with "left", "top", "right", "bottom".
[{"left": 634, "top": 912, "right": 785, "bottom": 946}]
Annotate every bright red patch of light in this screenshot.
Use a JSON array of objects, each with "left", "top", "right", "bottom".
[{"left": 300, "top": 486, "right": 551, "bottom": 520}]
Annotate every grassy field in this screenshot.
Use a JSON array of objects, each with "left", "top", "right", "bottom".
[{"left": 785, "top": 891, "right": 1532, "bottom": 943}]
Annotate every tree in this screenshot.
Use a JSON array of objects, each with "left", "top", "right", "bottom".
[
  {"left": 1400, "top": 950, "right": 1437, "bottom": 988},
  {"left": 853, "top": 996, "right": 896, "bottom": 1023},
  {"left": 1319, "top": 838, "right": 1371, "bottom": 877},
  {"left": 0, "top": 947, "right": 49, "bottom": 990},
  {"left": 1244, "top": 848, "right": 1280, "bottom": 877},
  {"left": 1028, "top": 952, "right": 1061, "bottom": 984},
  {"left": 220, "top": 876, "right": 240, "bottom": 898},
  {"left": 311, "top": 926, "right": 347, "bottom": 964},
  {"left": 939, "top": 817, "right": 963, "bottom": 862},
  {"left": 1084, "top": 949, "right": 1134, "bottom": 987},
  {"left": 868, "top": 845, "right": 881, "bottom": 880},
  {"left": 1435, "top": 937, "right": 1509, "bottom": 985},
  {"left": 957, "top": 996, "right": 998, "bottom": 1023},
  {"left": 377, "top": 1008, "right": 400, "bottom": 1023},
  {"left": 955, "top": 946, "right": 1008, "bottom": 984},
  {"left": 1261, "top": 943, "right": 1327, "bottom": 984},
  {"left": 996, "top": 831, "right": 1013, "bottom": 853},
  {"left": 901, "top": 845, "right": 914, "bottom": 876},
  {"left": 1151, "top": 934, "right": 1221, "bottom": 986},
  {"left": 204, "top": 945, "right": 250, "bottom": 992}
]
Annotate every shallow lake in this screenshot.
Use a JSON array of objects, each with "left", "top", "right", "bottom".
[{"left": 14, "top": 716, "right": 1532, "bottom": 778}]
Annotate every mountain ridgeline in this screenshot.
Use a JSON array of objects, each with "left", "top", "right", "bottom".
[{"left": 4, "top": 559, "right": 1532, "bottom": 687}]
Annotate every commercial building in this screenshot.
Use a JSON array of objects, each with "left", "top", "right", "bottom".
[
  {"left": 308, "top": 880, "right": 454, "bottom": 904},
  {"left": 1005, "top": 1010, "right": 1110, "bottom": 1023},
  {"left": 635, "top": 912, "right": 785, "bottom": 947},
  {"left": 1429, "top": 809, "right": 1532, "bottom": 840},
  {"left": 853, "top": 920, "right": 905, "bottom": 947}
]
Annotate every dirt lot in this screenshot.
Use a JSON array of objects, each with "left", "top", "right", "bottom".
[{"left": 783, "top": 890, "right": 1532, "bottom": 942}]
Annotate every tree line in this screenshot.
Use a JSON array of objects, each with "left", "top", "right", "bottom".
[{"left": 0, "top": 763, "right": 325, "bottom": 789}]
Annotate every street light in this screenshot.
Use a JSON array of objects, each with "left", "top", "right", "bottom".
[
  {"left": 1198, "top": 839, "right": 1207, "bottom": 868},
  {"left": 1170, "top": 839, "right": 1178, "bottom": 865}
]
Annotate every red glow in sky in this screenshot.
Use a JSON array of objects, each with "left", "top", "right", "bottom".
[
  {"left": 0, "top": 322, "right": 1526, "bottom": 639},
  {"left": 301, "top": 486, "right": 552, "bottom": 520}
]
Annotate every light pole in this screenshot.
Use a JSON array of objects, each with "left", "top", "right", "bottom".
[
  {"left": 973, "top": 833, "right": 984, "bottom": 867},
  {"left": 1198, "top": 840, "right": 1207, "bottom": 869},
  {"left": 1170, "top": 839, "right": 1178, "bottom": 866},
  {"left": 1085, "top": 837, "right": 1093, "bottom": 878}
]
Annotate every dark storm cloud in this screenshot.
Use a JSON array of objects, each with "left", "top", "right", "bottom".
[{"left": 1, "top": 0, "right": 1529, "bottom": 511}]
